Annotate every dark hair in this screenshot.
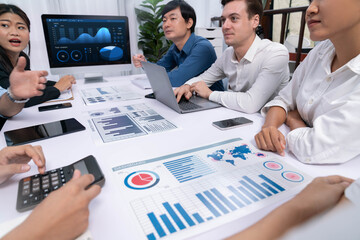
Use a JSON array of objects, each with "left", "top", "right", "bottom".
[
  {"left": 221, "top": 0, "right": 263, "bottom": 20},
  {"left": 162, "top": 0, "right": 196, "bottom": 33},
  {"left": 0, "top": 4, "right": 31, "bottom": 74}
]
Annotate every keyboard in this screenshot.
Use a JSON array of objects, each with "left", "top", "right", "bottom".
[{"left": 178, "top": 98, "right": 202, "bottom": 111}]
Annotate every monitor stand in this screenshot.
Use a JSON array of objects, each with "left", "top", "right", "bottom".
[{"left": 84, "top": 73, "right": 106, "bottom": 84}]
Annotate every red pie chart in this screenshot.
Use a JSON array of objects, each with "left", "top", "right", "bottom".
[
  {"left": 124, "top": 171, "right": 160, "bottom": 190},
  {"left": 131, "top": 173, "right": 153, "bottom": 185}
]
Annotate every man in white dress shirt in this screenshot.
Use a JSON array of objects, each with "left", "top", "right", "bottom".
[{"left": 174, "top": 0, "right": 290, "bottom": 113}]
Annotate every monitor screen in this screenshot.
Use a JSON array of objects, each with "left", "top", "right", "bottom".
[{"left": 41, "top": 14, "right": 131, "bottom": 77}]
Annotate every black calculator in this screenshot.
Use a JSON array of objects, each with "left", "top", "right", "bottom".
[{"left": 16, "top": 155, "right": 105, "bottom": 212}]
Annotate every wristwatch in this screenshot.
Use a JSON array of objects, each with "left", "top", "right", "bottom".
[{"left": 6, "top": 88, "right": 29, "bottom": 103}]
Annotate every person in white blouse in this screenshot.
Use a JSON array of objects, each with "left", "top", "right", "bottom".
[
  {"left": 255, "top": 0, "right": 360, "bottom": 164},
  {"left": 174, "top": 0, "right": 290, "bottom": 114}
]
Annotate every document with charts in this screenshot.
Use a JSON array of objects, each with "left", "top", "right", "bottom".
[
  {"left": 86, "top": 103, "right": 177, "bottom": 144},
  {"left": 80, "top": 85, "right": 142, "bottom": 105},
  {"left": 112, "top": 138, "right": 312, "bottom": 240}
]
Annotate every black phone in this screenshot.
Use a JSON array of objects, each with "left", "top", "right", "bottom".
[
  {"left": 38, "top": 102, "right": 72, "bottom": 112},
  {"left": 4, "top": 118, "right": 86, "bottom": 146},
  {"left": 212, "top": 117, "right": 253, "bottom": 130},
  {"left": 16, "top": 155, "right": 105, "bottom": 212},
  {"left": 145, "top": 92, "right": 155, "bottom": 99}
]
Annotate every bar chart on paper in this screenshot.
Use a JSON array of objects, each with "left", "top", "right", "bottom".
[
  {"left": 131, "top": 164, "right": 303, "bottom": 240},
  {"left": 113, "top": 138, "right": 311, "bottom": 240}
]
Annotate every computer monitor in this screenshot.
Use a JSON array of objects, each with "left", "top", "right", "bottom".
[{"left": 41, "top": 14, "right": 132, "bottom": 82}]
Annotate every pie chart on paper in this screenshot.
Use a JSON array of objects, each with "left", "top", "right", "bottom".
[{"left": 124, "top": 170, "right": 160, "bottom": 190}]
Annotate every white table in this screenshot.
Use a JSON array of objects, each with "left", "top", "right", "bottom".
[{"left": 1, "top": 75, "right": 359, "bottom": 240}]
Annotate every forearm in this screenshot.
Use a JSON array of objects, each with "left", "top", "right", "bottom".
[
  {"left": 227, "top": 200, "right": 311, "bottom": 240},
  {"left": 262, "top": 106, "right": 287, "bottom": 128},
  {"left": 285, "top": 110, "right": 307, "bottom": 131},
  {"left": 0, "top": 94, "right": 24, "bottom": 117},
  {"left": 2, "top": 221, "right": 42, "bottom": 240}
]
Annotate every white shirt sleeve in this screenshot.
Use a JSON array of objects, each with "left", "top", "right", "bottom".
[{"left": 209, "top": 47, "right": 289, "bottom": 113}]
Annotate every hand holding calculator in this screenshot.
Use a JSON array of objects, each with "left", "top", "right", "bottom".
[{"left": 16, "top": 155, "right": 105, "bottom": 212}]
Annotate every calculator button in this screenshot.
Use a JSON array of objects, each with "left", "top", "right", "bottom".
[
  {"left": 51, "top": 169, "right": 57, "bottom": 173},
  {"left": 43, "top": 193, "right": 49, "bottom": 198},
  {"left": 51, "top": 173, "right": 58, "bottom": 178},
  {"left": 22, "top": 199, "right": 29, "bottom": 206},
  {"left": 22, "top": 188, "right": 30, "bottom": 196},
  {"left": 43, "top": 188, "right": 50, "bottom": 194},
  {"left": 31, "top": 195, "right": 42, "bottom": 203},
  {"left": 43, "top": 183, "right": 50, "bottom": 189},
  {"left": 33, "top": 186, "right": 40, "bottom": 193},
  {"left": 53, "top": 185, "right": 60, "bottom": 190},
  {"left": 52, "top": 180, "right": 59, "bottom": 186},
  {"left": 61, "top": 178, "right": 66, "bottom": 183}
]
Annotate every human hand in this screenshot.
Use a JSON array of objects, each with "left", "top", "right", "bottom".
[
  {"left": 0, "top": 145, "right": 46, "bottom": 184},
  {"left": 7, "top": 170, "right": 101, "bottom": 240},
  {"left": 255, "top": 126, "right": 286, "bottom": 156},
  {"left": 9, "top": 56, "right": 47, "bottom": 99},
  {"left": 174, "top": 84, "right": 192, "bottom": 102},
  {"left": 285, "top": 109, "right": 307, "bottom": 131},
  {"left": 290, "top": 176, "right": 353, "bottom": 221},
  {"left": 54, "top": 75, "right": 76, "bottom": 92},
  {"left": 190, "top": 81, "right": 212, "bottom": 99},
  {"left": 133, "top": 54, "right": 146, "bottom": 68}
]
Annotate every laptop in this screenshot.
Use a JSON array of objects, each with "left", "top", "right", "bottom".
[{"left": 141, "top": 61, "right": 222, "bottom": 113}]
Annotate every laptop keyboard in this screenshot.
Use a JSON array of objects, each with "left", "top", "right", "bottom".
[{"left": 178, "top": 97, "right": 202, "bottom": 111}]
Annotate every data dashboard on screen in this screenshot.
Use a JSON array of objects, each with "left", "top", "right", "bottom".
[{"left": 41, "top": 14, "right": 131, "bottom": 78}]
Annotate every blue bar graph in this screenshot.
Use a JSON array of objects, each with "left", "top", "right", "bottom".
[
  {"left": 193, "top": 213, "right": 204, "bottom": 223},
  {"left": 144, "top": 174, "right": 289, "bottom": 239},
  {"left": 238, "top": 186, "right": 259, "bottom": 202},
  {"left": 163, "top": 202, "right": 186, "bottom": 230},
  {"left": 147, "top": 233, "right": 156, "bottom": 240},
  {"left": 204, "top": 190, "right": 229, "bottom": 214},
  {"left": 210, "top": 188, "right": 237, "bottom": 211},
  {"left": 147, "top": 212, "right": 166, "bottom": 237},
  {"left": 227, "top": 185, "right": 252, "bottom": 205},
  {"left": 229, "top": 196, "right": 245, "bottom": 208},
  {"left": 196, "top": 193, "right": 221, "bottom": 217},
  {"left": 160, "top": 214, "right": 176, "bottom": 233},
  {"left": 163, "top": 156, "right": 215, "bottom": 183},
  {"left": 240, "top": 180, "right": 266, "bottom": 199},
  {"left": 259, "top": 174, "right": 285, "bottom": 191},
  {"left": 261, "top": 182, "right": 278, "bottom": 194},
  {"left": 243, "top": 176, "right": 272, "bottom": 197},
  {"left": 174, "top": 203, "right": 195, "bottom": 226}
]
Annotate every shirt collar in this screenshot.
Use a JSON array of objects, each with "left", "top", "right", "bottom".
[
  {"left": 179, "top": 33, "right": 195, "bottom": 55},
  {"left": 231, "top": 35, "right": 261, "bottom": 63},
  {"left": 318, "top": 40, "right": 360, "bottom": 75}
]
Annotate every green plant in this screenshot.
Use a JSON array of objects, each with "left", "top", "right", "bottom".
[{"left": 135, "top": 0, "right": 171, "bottom": 62}]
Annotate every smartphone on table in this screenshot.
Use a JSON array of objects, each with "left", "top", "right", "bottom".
[
  {"left": 16, "top": 155, "right": 105, "bottom": 212},
  {"left": 38, "top": 102, "right": 72, "bottom": 112},
  {"left": 212, "top": 117, "right": 253, "bottom": 130},
  {"left": 4, "top": 118, "right": 86, "bottom": 146}
]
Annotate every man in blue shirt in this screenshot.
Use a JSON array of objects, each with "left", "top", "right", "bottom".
[{"left": 133, "top": 0, "right": 223, "bottom": 91}]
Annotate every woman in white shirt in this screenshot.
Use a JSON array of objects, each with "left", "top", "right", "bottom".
[{"left": 255, "top": 0, "right": 360, "bottom": 164}]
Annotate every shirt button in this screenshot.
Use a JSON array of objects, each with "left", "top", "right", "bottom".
[
  {"left": 326, "top": 77, "right": 331, "bottom": 82},
  {"left": 308, "top": 99, "right": 313, "bottom": 104},
  {"left": 305, "top": 158, "right": 311, "bottom": 163}
]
